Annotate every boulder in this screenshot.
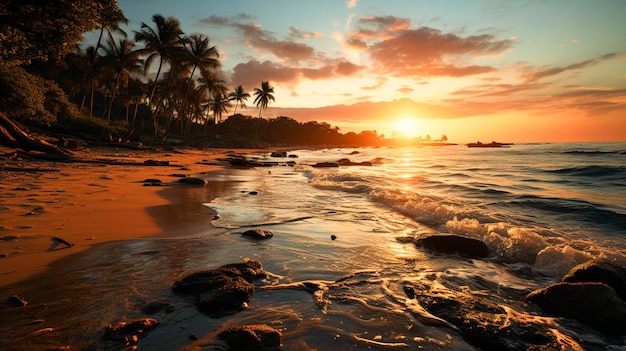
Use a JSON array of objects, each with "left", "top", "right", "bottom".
[
  {"left": 242, "top": 229, "right": 274, "bottom": 239},
  {"left": 104, "top": 318, "right": 159, "bottom": 345},
  {"left": 173, "top": 260, "right": 266, "bottom": 317},
  {"left": 415, "top": 234, "right": 489, "bottom": 258},
  {"left": 562, "top": 260, "right": 626, "bottom": 301},
  {"left": 218, "top": 324, "right": 282, "bottom": 351},
  {"left": 525, "top": 282, "right": 626, "bottom": 335},
  {"left": 270, "top": 151, "right": 287, "bottom": 158}
]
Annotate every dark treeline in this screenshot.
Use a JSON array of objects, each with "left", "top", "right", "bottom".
[{"left": 0, "top": 0, "right": 386, "bottom": 152}]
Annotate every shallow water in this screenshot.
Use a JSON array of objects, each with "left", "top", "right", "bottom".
[{"left": 1, "top": 143, "right": 625, "bottom": 350}]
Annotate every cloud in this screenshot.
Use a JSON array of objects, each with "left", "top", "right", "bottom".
[
  {"left": 347, "top": 0, "right": 358, "bottom": 9},
  {"left": 522, "top": 52, "right": 620, "bottom": 82},
  {"left": 231, "top": 59, "right": 365, "bottom": 90},
  {"left": 199, "top": 15, "right": 316, "bottom": 63},
  {"left": 346, "top": 16, "right": 514, "bottom": 78}
]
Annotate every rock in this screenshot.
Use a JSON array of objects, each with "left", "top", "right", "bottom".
[
  {"left": 312, "top": 162, "right": 339, "bottom": 168},
  {"left": 562, "top": 260, "right": 626, "bottom": 301},
  {"left": 218, "top": 324, "right": 282, "bottom": 351},
  {"left": 144, "top": 160, "right": 169, "bottom": 166},
  {"left": 242, "top": 229, "right": 273, "bottom": 239},
  {"left": 330, "top": 235, "right": 337, "bottom": 240},
  {"left": 249, "top": 191, "right": 258, "bottom": 195},
  {"left": 403, "top": 283, "right": 555, "bottom": 351},
  {"left": 104, "top": 318, "right": 159, "bottom": 345},
  {"left": 525, "top": 282, "right": 626, "bottom": 335},
  {"left": 336, "top": 158, "right": 372, "bottom": 166},
  {"left": 141, "top": 178, "right": 162, "bottom": 183},
  {"left": 178, "top": 177, "right": 207, "bottom": 185},
  {"left": 6, "top": 294, "right": 28, "bottom": 307},
  {"left": 172, "top": 260, "right": 266, "bottom": 317},
  {"left": 270, "top": 151, "right": 287, "bottom": 158},
  {"left": 415, "top": 234, "right": 489, "bottom": 258}
]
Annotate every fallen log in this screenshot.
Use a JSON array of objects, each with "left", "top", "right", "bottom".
[{"left": 0, "top": 112, "right": 73, "bottom": 161}]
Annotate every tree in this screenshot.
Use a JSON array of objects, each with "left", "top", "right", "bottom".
[
  {"left": 0, "top": 0, "right": 124, "bottom": 65},
  {"left": 228, "top": 85, "right": 250, "bottom": 115},
  {"left": 253, "top": 81, "right": 275, "bottom": 118},
  {"left": 134, "top": 14, "right": 185, "bottom": 132},
  {"left": 99, "top": 37, "right": 143, "bottom": 122}
]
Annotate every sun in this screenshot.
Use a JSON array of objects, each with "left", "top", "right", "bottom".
[{"left": 393, "top": 117, "right": 420, "bottom": 138}]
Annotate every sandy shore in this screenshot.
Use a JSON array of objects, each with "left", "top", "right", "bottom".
[{"left": 0, "top": 146, "right": 252, "bottom": 287}]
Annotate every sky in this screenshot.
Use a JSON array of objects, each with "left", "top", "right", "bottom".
[{"left": 91, "top": 0, "right": 626, "bottom": 142}]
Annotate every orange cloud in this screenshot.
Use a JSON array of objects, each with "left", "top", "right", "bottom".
[{"left": 346, "top": 16, "right": 513, "bottom": 78}]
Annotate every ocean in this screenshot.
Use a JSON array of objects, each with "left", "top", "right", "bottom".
[{"left": 2, "top": 142, "right": 625, "bottom": 350}]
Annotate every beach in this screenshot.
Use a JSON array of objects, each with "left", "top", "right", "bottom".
[
  {"left": 1, "top": 143, "right": 625, "bottom": 350},
  {"left": 0, "top": 146, "right": 241, "bottom": 287}
]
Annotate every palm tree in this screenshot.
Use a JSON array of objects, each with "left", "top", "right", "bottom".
[
  {"left": 210, "top": 93, "right": 232, "bottom": 125},
  {"left": 228, "top": 85, "right": 250, "bottom": 115},
  {"left": 134, "top": 14, "right": 185, "bottom": 131},
  {"left": 100, "top": 37, "right": 143, "bottom": 122},
  {"left": 178, "top": 34, "right": 220, "bottom": 132},
  {"left": 253, "top": 81, "right": 275, "bottom": 118}
]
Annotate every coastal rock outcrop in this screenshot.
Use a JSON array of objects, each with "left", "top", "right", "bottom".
[
  {"left": 524, "top": 282, "right": 626, "bottom": 335},
  {"left": 562, "top": 259, "right": 626, "bottom": 300},
  {"left": 415, "top": 234, "right": 489, "bottom": 258},
  {"left": 403, "top": 283, "right": 558, "bottom": 350},
  {"left": 172, "top": 260, "right": 266, "bottom": 317},
  {"left": 242, "top": 229, "right": 274, "bottom": 239},
  {"left": 218, "top": 324, "right": 282, "bottom": 351}
]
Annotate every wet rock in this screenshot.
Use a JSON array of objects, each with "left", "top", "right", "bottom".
[
  {"left": 178, "top": 177, "right": 207, "bottom": 185},
  {"left": 6, "top": 294, "right": 28, "bottom": 307},
  {"left": 312, "top": 162, "right": 339, "bottom": 168},
  {"left": 242, "top": 229, "right": 274, "bottom": 239},
  {"left": 104, "top": 318, "right": 159, "bottom": 345},
  {"left": 562, "top": 259, "right": 626, "bottom": 300},
  {"left": 218, "top": 324, "right": 282, "bottom": 351},
  {"left": 172, "top": 260, "right": 266, "bottom": 317},
  {"left": 336, "top": 158, "right": 372, "bottom": 166},
  {"left": 144, "top": 160, "right": 169, "bottom": 166},
  {"left": 525, "top": 282, "right": 626, "bottom": 335},
  {"left": 404, "top": 284, "right": 558, "bottom": 350},
  {"left": 415, "top": 234, "right": 489, "bottom": 258}
]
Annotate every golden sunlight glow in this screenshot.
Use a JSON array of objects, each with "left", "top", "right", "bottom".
[{"left": 393, "top": 117, "right": 421, "bottom": 138}]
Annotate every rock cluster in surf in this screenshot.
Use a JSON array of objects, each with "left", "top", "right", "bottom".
[{"left": 525, "top": 259, "right": 626, "bottom": 336}]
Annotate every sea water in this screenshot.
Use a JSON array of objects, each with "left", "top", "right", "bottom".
[{"left": 1, "top": 142, "right": 625, "bottom": 350}]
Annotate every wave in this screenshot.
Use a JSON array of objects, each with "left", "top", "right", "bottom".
[
  {"left": 547, "top": 165, "right": 626, "bottom": 178},
  {"left": 560, "top": 150, "right": 626, "bottom": 155}
]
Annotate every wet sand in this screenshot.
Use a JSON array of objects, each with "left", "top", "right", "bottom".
[{"left": 0, "top": 146, "right": 251, "bottom": 287}]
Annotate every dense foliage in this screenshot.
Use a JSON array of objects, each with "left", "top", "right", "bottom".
[{"left": 0, "top": 0, "right": 124, "bottom": 65}]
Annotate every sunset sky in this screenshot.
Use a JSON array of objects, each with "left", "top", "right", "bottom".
[{"left": 102, "top": 0, "right": 626, "bottom": 142}]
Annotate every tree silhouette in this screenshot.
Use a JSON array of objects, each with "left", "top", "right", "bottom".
[{"left": 253, "top": 81, "right": 275, "bottom": 118}]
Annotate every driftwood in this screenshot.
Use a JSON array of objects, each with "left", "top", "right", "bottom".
[{"left": 0, "top": 112, "right": 73, "bottom": 161}]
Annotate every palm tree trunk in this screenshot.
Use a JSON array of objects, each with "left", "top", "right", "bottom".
[
  {"left": 149, "top": 59, "right": 164, "bottom": 135},
  {"left": 106, "top": 74, "right": 122, "bottom": 122}
]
